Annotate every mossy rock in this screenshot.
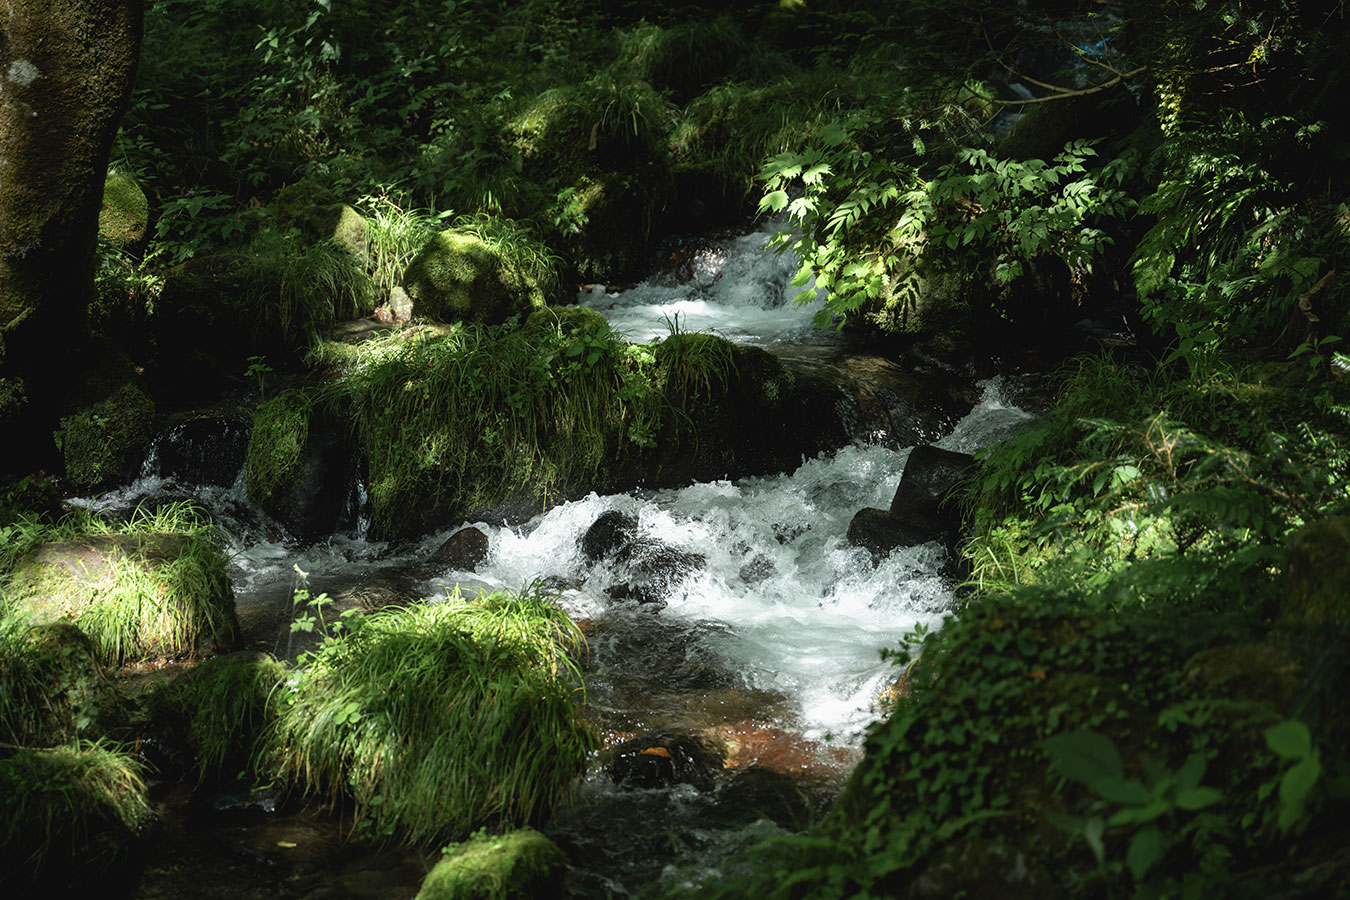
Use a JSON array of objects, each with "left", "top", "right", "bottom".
[
  {"left": 0, "top": 743, "right": 150, "bottom": 891},
  {"left": 523, "top": 305, "right": 611, "bottom": 340},
  {"left": 57, "top": 381, "right": 156, "bottom": 492},
  {"left": 244, "top": 389, "right": 358, "bottom": 540},
  {"left": 275, "top": 181, "right": 368, "bottom": 259},
  {"left": 148, "top": 651, "right": 286, "bottom": 783},
  {"left": 1, "top": 531, "right": 240, "bottom": 665},
  {"left": 98, "top": 172, "right": 149, "bottom": 251},
  {"left": 415, "top": 828, "right": 567, "bottom": 900},
  {"left": 403, "top": 229, "right": 553, "bottom": 325},
  {"left": 0, "top": 621, "right": 127, "bottom": 746}
]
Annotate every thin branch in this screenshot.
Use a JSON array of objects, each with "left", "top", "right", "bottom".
[{"left": 990, "top": 67, "right": 1147, "bottom": 105}]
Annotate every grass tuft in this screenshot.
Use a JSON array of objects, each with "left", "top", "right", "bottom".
[{"left": 264, "top": 586, "right": 597, "bottom": 846}]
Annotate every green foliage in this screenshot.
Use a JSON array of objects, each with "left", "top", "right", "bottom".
[
  {"left": 149, "top": 652, "right": 287, "bottom": 784},
  {"left": 965, "top": 354, "right": 1350, "bottom": 606},
  {"left": 244, "top": 388, "right": 312, "bottom": 512},
  {"left": 242, "top": 225, "right": 376, "bottom": 339},
  {"left": 0, "top": 621, "right": 121, "bottom": 747},
  {"left": 0, "top": 741, "right": 150, "bottom": 888},
  {"left": 264, "top": 587, "right": 596, "bottom": 846},
  {"left": 1131, "top": 113, "right": 1349, "bottom": 351},
  {"left": 0, "top": 503, "right": 237, "bottom": 665},
  {"left": 310, "top": 313, "right": 688, "bottom": 537}
]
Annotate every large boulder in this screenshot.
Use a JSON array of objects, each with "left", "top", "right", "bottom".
[
  {"left": 58, "top": 380, "right": 156, "bottom": 492},
  {"left": 1, "top": 529, "right": 240, "bottom": 665},
  {"left": 403, "top": 227, "right": 555, "bottom": 326},
  {"left": 847, "top": 445, "right": 976, "bottom": 562},
  {"left": 274, "top": 180, "right": 367, "bottom": 259},
  {"left": 244, "top": 389, "right": 360, "bottom": 541}
]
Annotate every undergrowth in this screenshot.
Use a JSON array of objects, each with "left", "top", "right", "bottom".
[{"left": 263, "top": 585, "right": 596, "bottom": 846}]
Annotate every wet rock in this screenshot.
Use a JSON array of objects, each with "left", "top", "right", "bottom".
[
  {"left": 889, "top": 445, "right": 977, "bottom": 523},
  {"left": 429, "top": 526, "right": 490, "bottom": 571},
  {"left": 738, "top": 554, "right": 776, "bottom": 585},
  {"left": 193, "top": 784, "right": 284, "bottom": 824},
  {"left": 847, "top": 507, "right": 942, "bottom": 563},
  {"left": 580, "top": 510, "right": 638, "bottom": 561},
  {"left": 912, "top": 837, "right": 1061, "bottom": 900},
  {"left": 713, "top": 765, "right": 813, "bottom": 830},
  {"left": 154, "top": 408, "right": 251, "bottom": 486},
  {"left": 607, "top": 731, "right": 726, "bottom": 790},
  {"left": 847, "top": 445, "right": 976, "bottom": 563}
]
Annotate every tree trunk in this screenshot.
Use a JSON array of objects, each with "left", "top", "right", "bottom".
[{"left": 0, "top": 0, "right": 143, "bottom": 455}]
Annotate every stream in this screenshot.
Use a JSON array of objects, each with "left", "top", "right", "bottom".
[{"left": 86, "top": 222, "right": 1037, "bottom": 899}]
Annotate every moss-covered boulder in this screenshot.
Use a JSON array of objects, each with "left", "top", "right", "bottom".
[
  {"left": 147, "top": 651, "right": 286, "bottom": 783},
  {"left": 1, "top": 523, "right": 239, "bottom": 665},
  {"left": 0, "top": 742, "right": 150, "bottom": 892},
  {"left": 0, "top": 621, "right": 127, "bottom": 746},
  {"left": 244, "top": 388, "right": 359, "bottom": 540},
  {"left": 275, "top": 180, "right": 368, "bottom": 259},
  {"left": 415, "top": 828, "right": 567, "bottom": 900},
  {"left": 57, "top": 381, "right": 156, "bottom": 492},
  {"left": 403, "top": 227, "right": 555, "bottom": 325},
  {"left": 98, "top": 171, "right": 149, "bottom": 252}
]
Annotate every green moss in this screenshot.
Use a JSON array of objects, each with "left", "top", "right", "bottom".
[
  {"left": 150, "top": 651, "right": 287, "bottom": 783},
  {"left": 416, "top": 828, "right": 567, "bottom": 900},
  {"left": 403, "top": 220, "right": 556, "bottom": 325},
  {"left": 0, "top": 505, "right": 239, "bottom": 665},
  {"left": 57, "top": 382, "right": 156, "bottom": 492},
  {"left": 0, "top": 742, "right": 150, "bottom": 891},
  {"left": 98, "top": 172, "right": 149, "bottom": 250},
  {"left": 0, "top": 621, "right": 125, "bottom": 746},
  {"left": 245, "top": 388, "right": 312, "bottom": 514},
  {"left": 1279, "top": 515, "right": 1350, "bottom": 630},
  {"left": 265, "top": 587, "right": 596, "bottom": 846}
]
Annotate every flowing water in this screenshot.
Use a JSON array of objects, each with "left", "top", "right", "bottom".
[{"left": 86, "top": 222, "right": 1038, "bottom": 898}]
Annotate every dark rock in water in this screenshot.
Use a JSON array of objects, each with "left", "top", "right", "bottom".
[
  {"left": 847, "top": 445, "right": 976, "bottom": 563},
  {"left": 605, "top": 538, "right": 705, "bottom": 607},
  {"left": 738, "top": 553, "right": 776, "bottom": 585},
  {"left": 713, "top": 765, "right": 813, "bottom": 830},
  {"left": 603, "top": 582, "right": 668, "bottom": 608},
  {"left": 607, "top": 731, "right": 726, "bottom": 790},
  {"left": 155, "top": 408, "right": 251, "bottom": 486},
  {"left": 193, "top": 784, "right": 284, "bottom": 823},
  {"left": 580, "top": 510, "right": 638, "bottom": 561},
  {"left": 847, "top": 507, "right": 944, "bottom": 562},
  {"left": 890, "top": 445, "right": 977, "bottom": 523},
  {"left": 429, "top": 526, "right": 490, "bottom": 571}
]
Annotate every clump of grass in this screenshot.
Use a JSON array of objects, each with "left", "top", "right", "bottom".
[
  {"left": 149, "top": 652, "right": 287, "bottom": 784},
  {"left": 0, "top": 620, "right": 123, "bottom": 747},
  {"left": 618, "top": 17, "right": 752, "bottom": 103},
  {"left": 0, "top": 502, "right": 238, "bottom": 665},
  {"left": 243, "top": 226, "right": 376, "bottom": 340},
  {"left": 357, "top": 191, "right": 445, "bottom": 303},
  {"left": 264, "top": 589, "right": 597, "bottom": 846},
  {"left": 0, "top": 741, "right": 150, "bottom": 889}
]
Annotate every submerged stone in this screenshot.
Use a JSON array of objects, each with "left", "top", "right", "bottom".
[{"left": 430, "top": 526, "right": 491, "bottom": 571}]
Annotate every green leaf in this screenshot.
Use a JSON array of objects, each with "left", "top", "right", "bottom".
[
  {"left": 1126, "top": 825, "right": 1162, "bottom": 881},
  {"left": 1280, "top": 755, "right": 1322, "bottom": 808},
  {"left": 761, "top": 190, "right": 789, "bottom": 214},
  {"left": 1041, "top": 730, "right": 1124, "bottom": 785},
  {"left": 1174, "top": 786, "right": 1223, "bottom": 810},
  {"left": 1174, "top": 753, "right": 1206, "bottom": 793},
  {"left": 1083, "top": 815, "right": 1106, "bottom": 865},
  {"left": 1093, "top": 776, "right": 1151, "bottom": 806},
  {"left": 1108, "top": 798, "right": 1170, "bottom": 826},
  {"left": 1265, "top": 720, "right": 1312, "bottom": 759}
]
